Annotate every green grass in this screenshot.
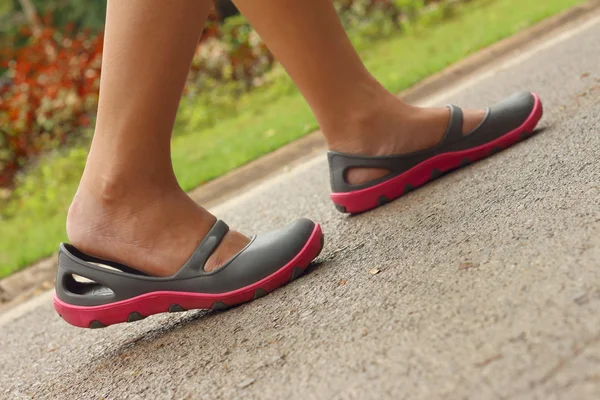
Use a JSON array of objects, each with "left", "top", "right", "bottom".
[{"left": 0, "top": 0, "right": 586, "bottom": 278}]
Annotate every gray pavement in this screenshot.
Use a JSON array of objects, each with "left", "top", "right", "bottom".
[{"left": 2, "top": 13, "right": 600, "bottom": 400}]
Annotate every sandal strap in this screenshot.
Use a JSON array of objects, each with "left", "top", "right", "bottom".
[
  {"left": 445, "top": 104, "right": 465, "bottom": 144},
  {"left": 174, "top": 220, "right": 230, "bottom": 279}
]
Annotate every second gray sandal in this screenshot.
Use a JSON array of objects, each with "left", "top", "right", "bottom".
[{"left": 328, "top": 91, "right": 543, "bottom": 214}]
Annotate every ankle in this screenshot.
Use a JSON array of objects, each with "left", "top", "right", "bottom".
[
  {"left": 324, "top": 91, "right": 418, "bottom": 155},
  {"left": 80, "top": 161, "right": 179, "bottom": 204},
  {"left": 66, "top": 176, "right": 185, "bottom": 251}
]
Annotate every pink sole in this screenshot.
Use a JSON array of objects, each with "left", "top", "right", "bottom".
[
  {"left": 53, "top": 224, "right": 324, "bottom": 328},
  {"left": 330, "top": 93, "right": 544, "bottom": 214}
]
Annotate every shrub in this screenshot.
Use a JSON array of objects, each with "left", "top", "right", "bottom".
[{"left": 0, "top": 23, "right": 102, "bottom": 188}]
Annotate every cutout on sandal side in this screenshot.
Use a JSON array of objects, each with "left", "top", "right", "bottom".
[
  {"left": 63, "top": 274, "right": 115, "bottom": 297},
  {"left": 343, "top": 167, "right": 392, "bottom": 187}
]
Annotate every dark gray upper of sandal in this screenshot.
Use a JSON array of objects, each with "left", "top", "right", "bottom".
[
  {"left": 55, "top": 218, "right": 315, "bottom": 306},
  {"left": 328, "top": 91, "right": 536, "bottom": 193}
]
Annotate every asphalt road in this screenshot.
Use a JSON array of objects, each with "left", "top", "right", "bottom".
[{"left": 2, "top": 12, "right": 600, "bottom": 400}]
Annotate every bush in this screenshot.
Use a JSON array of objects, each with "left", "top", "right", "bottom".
[{"left": 0, "top": 24, "right": 102, "bottom": 188}]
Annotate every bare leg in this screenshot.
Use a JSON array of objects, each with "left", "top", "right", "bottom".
[
  {"left": 233, "top": 0, "right": 486, "bottom": 184},
  {"left": 67, "top": 0, "right": 249, "bottom": 276}
]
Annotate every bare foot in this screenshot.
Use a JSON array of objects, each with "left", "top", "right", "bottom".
[
  {"left": 327, "top": 94, "right": 486, "bottom": 185},
  {"left": 66, "top": 181, "right": 250, "bottom": 277}
]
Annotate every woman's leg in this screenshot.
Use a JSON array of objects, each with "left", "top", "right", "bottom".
[
  {"left": 233, "top": 0, "right": 486, "bottom": 184},
  {"left": 67, "top": 0, "right": 249, "bottom": 276}
]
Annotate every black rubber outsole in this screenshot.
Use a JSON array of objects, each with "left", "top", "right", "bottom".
[{"left": 86, "top": 234, "right": 325, "bottom": 329}]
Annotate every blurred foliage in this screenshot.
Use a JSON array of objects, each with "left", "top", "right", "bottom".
[
  {"left": 0, "top": 0, "right": 107, "bottom": 34},
  {"left": 32, "top": 0, "right": 107, "bottom": 31},
  {"left": 0, "top": 23, "right": 102, "bottom": 187}
]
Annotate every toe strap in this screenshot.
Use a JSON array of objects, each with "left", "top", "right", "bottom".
[
  {"left": 174, "top": 220, "right": 229, "bottom": 279},
  {"left": 444, "top": 104, "right": 465, "bottom": 144}
]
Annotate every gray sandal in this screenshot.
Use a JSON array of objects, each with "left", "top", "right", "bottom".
[
  {"left": 328, "top": 91, "right": 543, "bottom": 214},
  {"left": 53, "top": 218, "right": 323, "bottom": 328}
]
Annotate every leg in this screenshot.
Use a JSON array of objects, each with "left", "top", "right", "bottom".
[
  {"left": 67, "top": 0, "right": 249, "bottom": 276},
  {"left": 233, "top": 0, "right": 487, "bottom": 184}
]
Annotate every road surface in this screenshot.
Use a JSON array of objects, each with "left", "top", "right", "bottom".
[{"left": 1, "top": 10, "right": 600, "bottom": 400}]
